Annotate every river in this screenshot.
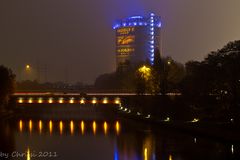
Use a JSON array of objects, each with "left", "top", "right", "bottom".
[{"left": 0, "top": 116, "right": 238, "bottom": 160}]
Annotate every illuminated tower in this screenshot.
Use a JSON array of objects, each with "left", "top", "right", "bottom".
[{"left": 113, "top": 13, "right": 161, "bottom": 71}]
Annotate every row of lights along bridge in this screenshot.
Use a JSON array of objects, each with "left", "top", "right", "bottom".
[{"left": 17, "top": 97, "right": 121, "bottom": 104}]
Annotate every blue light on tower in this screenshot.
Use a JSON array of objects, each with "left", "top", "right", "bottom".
[
  {"left": 113, "top": 13, "right": 161, "bottom": 30},
  {"left": 113, "top": 12, "right": 161, "bottom": 70},
  {"left": 149, "top": 12, "right": 155, "bottom": 65}
]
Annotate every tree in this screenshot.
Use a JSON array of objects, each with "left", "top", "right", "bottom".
[
  {"left": 205, "top": 41, "right": 240, "bottom": 104},
  {"left": 180, "top": 40, "right": 240, "bottom": 120},
  {"left": 151, "top": 48, "right": 162, "bottom": 95},
  {"left": 0, "top": 65, "right": 15, "bottom": 110},
  {"left": 135, "top": 65, "right": 151, "bottom": 94}
]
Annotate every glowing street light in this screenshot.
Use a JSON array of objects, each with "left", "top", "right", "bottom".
[
  {"left": 58, "top": 98, "right": 64, "bottom": 104},
  {"left": 48, "top": 98, "right": 53, "bottom": 103},
  {"left": 18, "top": 98, "right": 24, "bottom": 103},
  {"left": 191, "top": 118, "right": 200, "bottom": 123},
  {"left": 92, "top": 97, "right": 97, "bottom": 104},
  {"left": 28, "top": 98, "right": 33, "bottom": 104},
  {"left": 138, "top": 65, "right": 151, "bottom": 80},
  {"left": 69, "top": 98, "right": 74, "bottom": 104},
  {"left": 80, "top": 98, "right": 85, "bottom": 104},
  {"left": 25, "top": 64, "right": 31, "bottom": 70},
  {"left": 102, "top": 97, "right": 108, "bottom": 104},
  {"left": 114, "top": 97, "right": 121, "bottom": 104},
  {"left": 38, "top": 98, "right": 43, "bottom": 103}
]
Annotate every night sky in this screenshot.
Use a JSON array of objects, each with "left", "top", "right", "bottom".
[{"left": 0, "top": 0, "right": 240, "bottom": 84}]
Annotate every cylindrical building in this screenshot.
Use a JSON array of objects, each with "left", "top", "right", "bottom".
[{"left": 113, "top": 13, "right": 161, "bottom": 71}]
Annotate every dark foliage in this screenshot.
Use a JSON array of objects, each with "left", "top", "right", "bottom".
[{"left": 0, "top": 65, "right": 15, "bottom": 109}]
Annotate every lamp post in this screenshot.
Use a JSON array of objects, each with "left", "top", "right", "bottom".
[
  {"left": 161, "top": 58, "right": 172, "bottom": 95},
  {"left": 136, "top": 65, "right": 152, "bottom": 95},
  {"left": 25, "top": 64, "right": 31, "bottom": 80},
  {"left": 138, "top": 65, "right": 151, "bottom": 80},
  {"left": 25, "top": 64, "right": 31, "bottom": 71}
]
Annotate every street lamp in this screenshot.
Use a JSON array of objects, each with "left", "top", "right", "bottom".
[
  {"left": 138, "top": 65, "right": 151, "bottom": 80},
  {"left": 161, "top": 59, "right": 172, "bottom": 95},
  {"left": 25, "top": 64, "right": 31, "bottom": 71}
]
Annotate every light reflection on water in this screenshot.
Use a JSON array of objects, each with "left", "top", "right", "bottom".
[
  {"left": 70, "top": 120, "right": 74, "bottom": 135},
  {"left": 18, "top": 120, "right": 121, "bottom": 136},
  {"left": 27, "top": 148, "right": 30, "bottom": 160},
  {"left": 38, "top": 120, "right": 42, "bottom": 134},
  {"left": 0, "top": 119, "right": 239, "bottom": 160},
  {"left": 80, "top": 120, "right": 85, "bottom": 135},
  {"left": 59, "top": 121, "right": 63, "bottom": 135},
  {"left": 92, "top": 121, "right": 97, "bottom": 135},
  {"left": 115, "top": 121, "right": 120, "bottom": 135},
  {"left": 28, "top": 120, "right": 32, "bottom": 133},
  {"left": 49, "top": 120, "right": 53, "bottom": 135},
  {"left": 19, "top": 120, "right": 23, "bottom": 132},
  {"left": 104, "top": 121, "right": 108, "bottom": 135}
]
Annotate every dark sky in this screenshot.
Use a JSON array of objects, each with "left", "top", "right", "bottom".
[{"left": 1, "top": 0, "right": 240, "bottom": 84}]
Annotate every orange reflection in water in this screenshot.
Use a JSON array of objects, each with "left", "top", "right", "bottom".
[
  {"left": 80, "top": 121, "right": 85, "bottom": 135},
  {"left": 38, "top": 120, "right": 43, "bottom": 134},
  {"left": 92, "top": 121, "right": 97, "bottom": 134},
  {"left": 59, "top": 121, "right": 63, "bottom": 135},
  {"left": 169, "top": 154, "right": 173, "bottom": 160},
  {"left": 144, "top": 148, "right": 148, "bottom": 160},
  {"left": 49, "top": 120, "right": 53, "bottom": 134},
  {"left": 115, "top": 121, "right": 120, "bottom": 135},
  {"left": 27, "top": 148, "right": 31, "bottom": 160},
  {"left": 29, "top": 120, "right": 33, "bottom": 133},
  {"left": 17, "top": 120, "right": 122, "bottom": 136},
  {"left": 70, "top": 120, "right": 74, "bottom": 135},
  {"left": 103, "top": 121, "right": 108, "bottom": 135},
  {"left": 19, "top": 120, "right": 23, "bottom": 132}
]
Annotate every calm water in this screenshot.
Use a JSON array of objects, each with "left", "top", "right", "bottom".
[{"left": 0, "top": 118, "right": 239, "bottom": 160}]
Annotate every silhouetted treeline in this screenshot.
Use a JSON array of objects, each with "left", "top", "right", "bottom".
[
  {"left": 95, "top": 40, "right": 240, "bottom": 99},
  {"left": 94, "top": 48, "right": 185, "bottom": 94},
  {"left": 0, "top": 65, "right": 15, "bottom": 110},
  {"left": 181, "top": 40, "right": 240, "bottom": 99},
  {"left": 179, "top": 40, "right": 240, "bottom": 120},
  {"left": 94, "top": 40, "right": 240, "bottom": 120}
]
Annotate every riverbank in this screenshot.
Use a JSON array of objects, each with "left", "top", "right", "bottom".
[
  {"left": 117, "top": 109, "right": 240, "bottom": 143},
  {"left": 0, "top": 110, "right": 14, "bottom": 120}
]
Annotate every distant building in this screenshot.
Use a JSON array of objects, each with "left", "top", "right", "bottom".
[{"left": 113, "top": 13, "right": 161, "bottom": 71}]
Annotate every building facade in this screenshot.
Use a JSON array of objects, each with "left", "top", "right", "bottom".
[{"left": 113, "top": 13, "right": 161, "bottom": 71}]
